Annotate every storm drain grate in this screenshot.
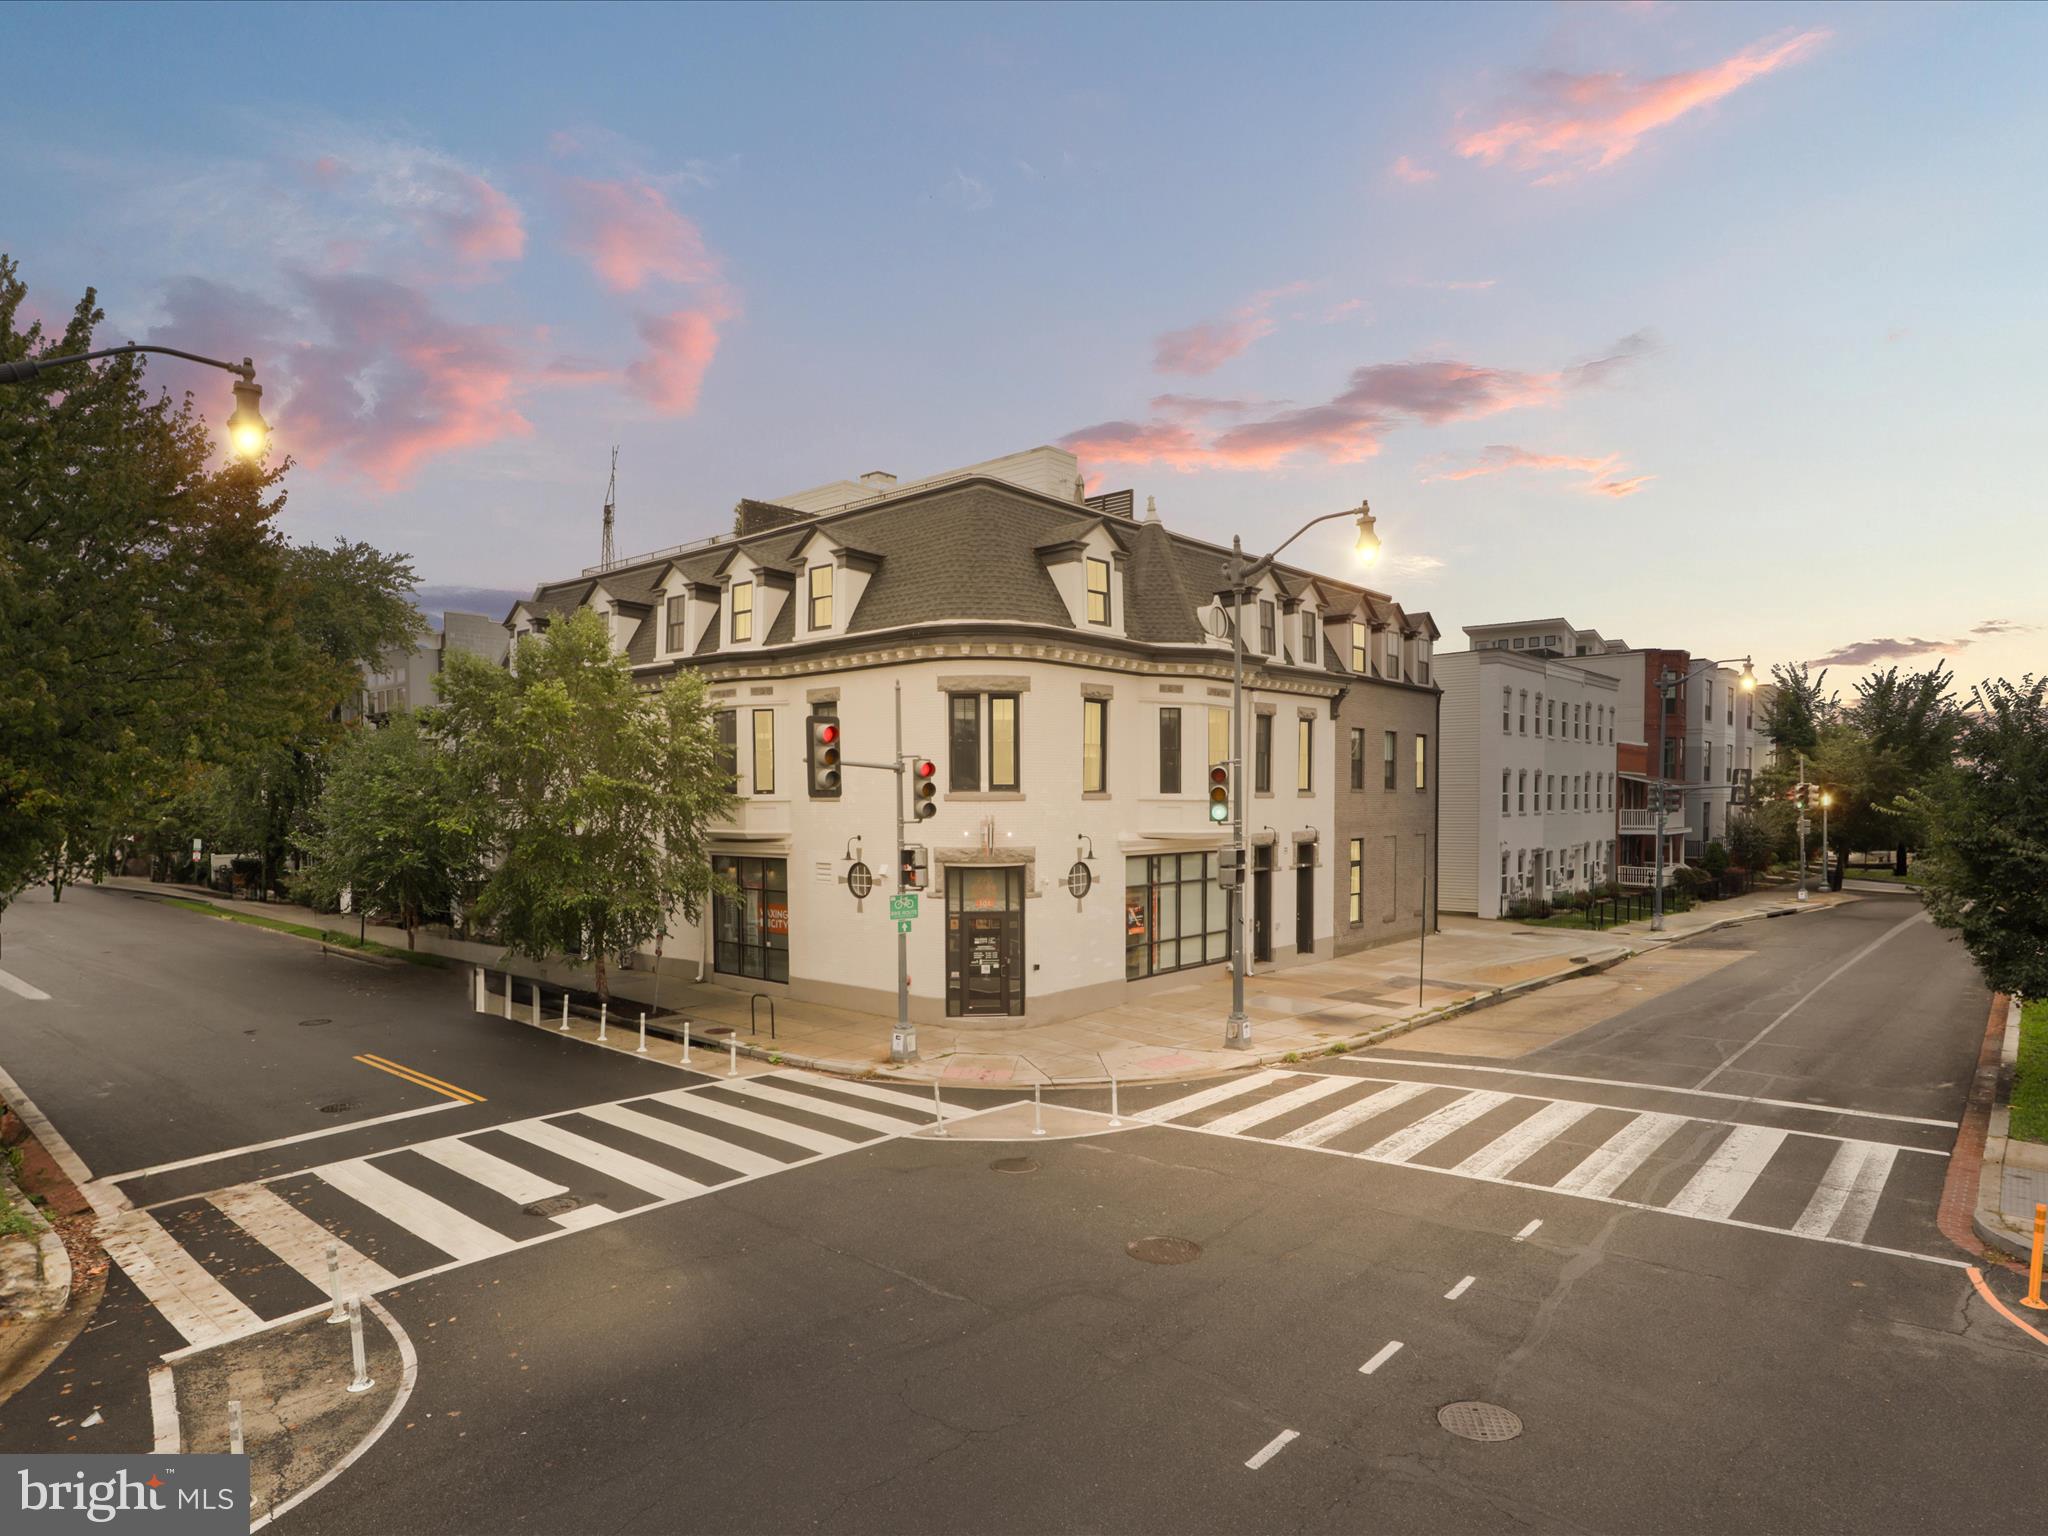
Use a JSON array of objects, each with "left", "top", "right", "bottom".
[
  {"left": 317, "top": 1100, "right": 356, "bottom": 1115},
  {"left": 989, "top": 1157, "right": 1038, "bottom": 1174},
  {"left": 1126, "top": 1237, "right": 1201, "bottom": 1265},
  {"left": 296, "top": 1017, "right": 332, "bottom": 1028},
  {"left": 523, "top": 1195, "right": 583, "bottom": 1219},
  {"left": 1437, "top": 1401, "right": 1522, "bottom": 1442}
]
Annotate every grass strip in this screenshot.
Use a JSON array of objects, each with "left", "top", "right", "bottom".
[
  {"left": 157, "top": 897, "right": 444, "bottom": 967},
  {"left": 2011, "top": 999, "right": 2048, "bottom": 1146}
]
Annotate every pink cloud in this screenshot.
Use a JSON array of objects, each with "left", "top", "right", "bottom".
[
  {"left": 1592, "top": 474, "right": 1655, "bottom": 498},
  {"left": 1323, "top": 297, "right": 1371, "bottom": 322},
  {"left": 561, "top": 177, "right": 718, "bottom": 293},
  {"left": 430, "top": 171, "right": 525, "bottom": 266},
  {"left": 1456, "top": 29, "right": 1829, "bottom": 182},
  {"left": 1389, "top": 155, "right": 1438, "bottom": 185},
  {"left": 1066, "top": 333, "right": 1651, "bottom": 476},
  {"left": 1420, "top": 278, "right": 1497, "bottom": 292},
  {"left": 1428, "top": 445, "right": 1620, "bottom": 482},
  {"left": 1152, "top": 281, "right": 1308, "bottom": 376},
  {"left": 625, "top": 306, "right": 725, "bottom": 414}
]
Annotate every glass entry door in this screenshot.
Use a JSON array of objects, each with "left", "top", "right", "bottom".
[{"left": 946, "top": 866, "right": 1025, "bottom": 1016}]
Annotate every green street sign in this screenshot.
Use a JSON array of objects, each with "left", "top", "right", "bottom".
[
  {"left": 895, "top": 918, "right": 914, "bottom": 935},
  {"left": 889, "top": 893, "right": 919, "bottom": 920}
]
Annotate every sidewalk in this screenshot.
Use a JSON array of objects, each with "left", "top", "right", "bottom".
[
  {"left": 102, "top": 875, "right": 1848, "bottom": 1088},
  {"left": 1974, "top": 996, "right": 2046, "bottom": 1262}
]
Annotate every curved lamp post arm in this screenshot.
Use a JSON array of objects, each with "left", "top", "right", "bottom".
[{"left": 0, "top": 345, "right": 256, "bottom": 386}]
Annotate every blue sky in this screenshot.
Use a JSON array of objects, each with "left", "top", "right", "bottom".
[{"left": 6, "top": 0, "right": 2043, "bottom": 688}]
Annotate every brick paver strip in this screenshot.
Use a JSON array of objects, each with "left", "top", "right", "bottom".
[{"left": 1938, "top": 992, "right": 2017, "bottom": 1271}]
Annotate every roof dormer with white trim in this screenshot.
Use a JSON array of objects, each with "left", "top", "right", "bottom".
[
  {"left": 712, "top": 546, "right": 792, "bottom": 653},
  {"left": 1034, "top": 520, "right": 1128, "bottom": 639},
  {"left": 786, "top": 525, "right": 883, "bottom": 641}
]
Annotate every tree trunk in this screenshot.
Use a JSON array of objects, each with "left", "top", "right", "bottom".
[
  {"left": 404, "top": 904, "right": 417, "bottom": 951},
  {"left": 592, "top": 915, "right": 609, "bottom": 1006},
  {"left": 1894, "top": 843, "right": 1908, "bottom": 877}
]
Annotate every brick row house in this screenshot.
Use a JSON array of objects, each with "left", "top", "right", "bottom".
[
  {"left": 502, "top": 448, "right": 1440, "bottom": 1024},
  {"left": 1435, "top": 618, "right": 1752, "bottom": 916}
]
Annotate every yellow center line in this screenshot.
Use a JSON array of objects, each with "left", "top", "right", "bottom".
[
  {"left": 353, "top": 1054, "right": 486, "bottom": 1104},
  {"left": 356, "top": 1052, "right": 487, "bottom": 1101}
]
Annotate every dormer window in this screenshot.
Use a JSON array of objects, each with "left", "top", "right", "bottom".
[
  {"left": 731, "top": 580, "right": 754, "bottom": 642},
  {"left": 1349, "top": 622, "right": 1367, "bottom": 673},
  {"left": 808, "top": 564, "right": 832, "bottom": 630},
  {"left": 665, "top": 594, "right": 686, "bottom": 653},
  {"left": 1258, "top": 600, "right": 1275, "bottom": 653},
  {"left": 1085, "top": 557, "right": 1111, "bottom": 625},
  {"left": 1301, "top": 613, "right": 1318, "bottom": 665}
]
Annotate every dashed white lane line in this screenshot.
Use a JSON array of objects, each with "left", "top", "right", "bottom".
[
  {"left": 1444, "top": 1275, "right": 1475, "bottom": 1301},
  {"left": 0, "top": 966, "right": 51, "bottom": 1000},
  {"left": 1359, "top": 1340, "right": 1404, "bottom": 1375},
  {"left": 1245, "top": 1429, "right": 1298, "bottom": 1470},
  {"left": 1515, "top": 1219, "right": 1542, "bottom": 1241}
]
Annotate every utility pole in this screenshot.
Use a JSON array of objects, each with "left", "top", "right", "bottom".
[
  {"left": 1652, "top": 667, "right": 1672, "bottom": 932},
  {"left": 1796, "top": 750, "right": 1811, "bottom": 903},
  {"left": 1225, "top": 539, "right": 1250, "bottom": 1050},
  {"left": 893, "top": 679, "right": 913, "bottom": 1062}
]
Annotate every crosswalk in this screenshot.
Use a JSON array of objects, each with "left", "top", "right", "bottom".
[
  {"left": 1136, "top": 1068, "right": 1957, "bottom": 1263},
  {"left": 112, "top": 1071, "right": 964, "bottom": 1351}
]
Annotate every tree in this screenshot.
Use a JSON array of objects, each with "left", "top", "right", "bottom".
[
  {"left": 435, "top": 609, "right": 734, "bottom": 1002},
  {"left": 1909, "top": 677, "right": 2048, "bottom": 1000},
  {"left": 296, "top": 716, "right": 472, "bottom": 948},
  {"left": 1724, "top": 808, "right": 1777, "bottom": 877},
  {"left": 0, "top": 256, "right": 295, "bottom": 911},
  {"left": 1758, "top": 662, "right": 1836, "bottom": 761},
  {"left": 1848, "top": 663, "right": 1960, "bottom": 874}
]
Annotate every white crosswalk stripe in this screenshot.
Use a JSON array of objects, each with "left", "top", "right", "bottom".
[
  {"left": 113, "top": 1071, "right": 950, "bottom": 1350},
  {"left": 1137, "top": 1069, "right": 1953, "bottom": 1264}
]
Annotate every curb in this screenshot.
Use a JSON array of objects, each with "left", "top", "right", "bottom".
[
  {"left": 0, "top": 1163, "right": 71, "bottom": 1327},
  {"left": 1972, "top": 997, "right": 2035, "bottom": 1261}
]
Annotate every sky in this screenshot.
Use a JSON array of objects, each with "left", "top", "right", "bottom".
[{"left": 5, "top": 0, "right": 2044, "bottom": 695}]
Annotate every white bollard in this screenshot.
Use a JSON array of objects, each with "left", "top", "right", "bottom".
[
  {"left": 346, "top": 1298, "right": 373, "bottom": 1394},
  {"left": 346, "top": 1302, "right": 374, "bottom": 1392},
  {"left": 1109, "top": 1074, "right": 1122, "bottom": 1127},
  {"left": 933, "top": 1080, "right": 946, "bottom": 1136},
  {"left": 681, "top": 1021, "right": 692, "bottom": 1066},
  {"left": 501, "top": 972, "right": 511, "bottom": 1020},
  {"left": 473, "top": 966, "right": 484, "bottom": 1012},
  {"left": 560, "top": 994, "right": 570, "bottom": 1033},
  {"left": 228, "top": 1398, "right": 244, "bottom": 1456},
  {"left": 728, "top": 1037, "right": 738, "bottom": 1077},
  {"left": 1033, "top": 1083, "right": 1046, "bottom": 1137},
  {"left": 637, "top": 1011, "right": 648, "bottom": 1054},
  {"left": 531, "top": 982, "right": 540, "bottom": 1028},
  {"left": 598, "top": 1002, "right": 608, "bottom": 1043},
  {"left": 325, "top": 1242, "right": 346, "bottom": 1323}
]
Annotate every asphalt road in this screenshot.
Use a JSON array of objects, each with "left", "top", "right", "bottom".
[{"left": 2, "top": 884, "right": 2041, "bottom": 1534}]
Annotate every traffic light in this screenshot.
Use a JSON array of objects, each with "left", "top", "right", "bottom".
[
  {"left": 807, "top": 717, "right": 841, "bottom": 797},
  {"left": 1208, "top": 763, "right": 1231, "bottom": 823},
  {"left": 901, "top": 845, "right": 929, "bottom": 890},
  {"left": 912, "top": 758, "right": 938, "bottom": 819},
  {"left": 1218, "top": 846, "right": 1243, "bottom": 891}
]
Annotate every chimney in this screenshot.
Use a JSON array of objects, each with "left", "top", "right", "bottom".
[
  {"left": 1145, "top": 495, "right": 1158, "bottom": 522},
  {"left": 858, "top": 470, "right": 897, "bottom": 489}
]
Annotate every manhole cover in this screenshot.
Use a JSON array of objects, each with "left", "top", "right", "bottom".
[
  {"left": 317, "top": 1100, "right": 355, "bottom": 1115},
  {"left": 703, "top": 1025, "right": 734, "bottom": 1036},
  {"left": 522, "top": 1195, "right": 582, "bottom": 1219},
  {"left": 296, "top": 1017, "right": 332, "bottom": 1028},
  {"left": 1437, "top": 1401, "right": 1522, "bottom": 1442},
  {"left": 989, "top": 1157, "right": 1038, "bottom": 1174},
  {"left": 1126, "top": 1237, "right": 1202, "bottom": 1265},
  {"left": 1569, "top": 955, "right": 1589, "bottom": 964}
]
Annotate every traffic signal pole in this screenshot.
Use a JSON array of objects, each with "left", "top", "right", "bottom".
[
  {"left": 1225, "top": 537, "right": 1251, "bottom": 1050},
  {"left": 830, "top": 681, "right": 917, "bottom": 1062}
]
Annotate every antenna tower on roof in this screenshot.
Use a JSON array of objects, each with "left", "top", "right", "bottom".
[{"left": 600, "top": 446, "right": 618, "bottom": 570}]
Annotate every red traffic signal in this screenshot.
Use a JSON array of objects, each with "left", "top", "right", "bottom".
[
  {"left": 913, "top": 758, "right": 938, "bottom": 819},
  {"left": 808, "top": 717, "right": 841, "bottom": 796}
]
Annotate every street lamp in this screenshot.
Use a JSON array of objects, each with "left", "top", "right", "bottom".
[
  {"left": 1220, "top": 497, "right": 1381, "bottom": 1049},
  {"left": 0, "top": 345, "right": 268, "bottom": 460},
  {"left": 1650, "top": 655, "right": 1755, "bottom": 933}
]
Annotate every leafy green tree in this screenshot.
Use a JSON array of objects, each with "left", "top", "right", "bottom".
[
  {"left": 1724, "top": 808, "right": 1777, "bottom": 876},
  {"left": 297, "top": 716, "right": 473, "bottom": 948},
  {"left": 435, "top": 608, "right": 734, "bottom": 1003},
  {"left": 0, "top": 257, "right": 295, "bottom": 911},
  {"left": 1758, "top": 662, "right": 1836, "bottom": 761},
  {"left": 1910, "top": 677, "right": 2048, "bottom": 999},
  {"left": 1847, "top": 663, "right": 1959, "bottom": 875}
]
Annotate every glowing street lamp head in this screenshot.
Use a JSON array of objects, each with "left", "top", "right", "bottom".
[
  {"left": 1353, "top": 500, "right": 1380, "bottom": 566},
  {"left": 1739, "top": 659, "right": 1757, "bottom": 692},
  {"left": 226, "top": 373, "right": 269, "bottom": 460}
]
